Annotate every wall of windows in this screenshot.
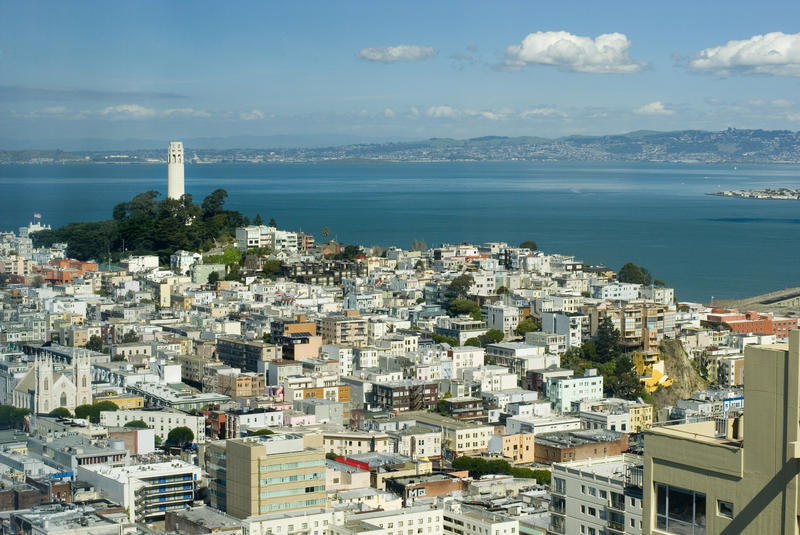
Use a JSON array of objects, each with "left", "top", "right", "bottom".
[{"left": 656, "top": 483, "right": 706, "bottom": 534}]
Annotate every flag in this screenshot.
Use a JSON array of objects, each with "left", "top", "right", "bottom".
[{"left": 33, "top": 213, "right": 41, "bottom": 219}]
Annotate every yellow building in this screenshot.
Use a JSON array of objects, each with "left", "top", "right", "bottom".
[
  {"left": 495, "top": 433, "right": 535, "bottom": 465},
  {"left": 628, "top": 402, "right": 653, "bottom": 433},
  {"left": 642, "top": 330, "right": 800, "bottom": 534},
  {"left": 94, "top": 393, "right": 144, "bottom": 410},
  {"left": 633, "top": 350, "right": 674, "bottom": 394}
]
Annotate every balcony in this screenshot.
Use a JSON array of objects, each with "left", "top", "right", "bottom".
[
  {"left": 549, "top": 517, "right": 565, "bottom": 534},
  {"left": 549, "top": 501, "right": 565, "bottom": 515}
]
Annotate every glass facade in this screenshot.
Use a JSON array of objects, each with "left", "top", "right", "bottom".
[{"left": 655, "top": 483, "right": 706, "bottom": 534}]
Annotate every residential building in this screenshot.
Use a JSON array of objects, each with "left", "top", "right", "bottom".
[
  {"left": 77, "top": 461, "right": 201, "bottom": 523},
  {"left": 547, "top": 369, "right": 604, "bottom": 413},
  {"left": 317, "top": 314, "right": 368, "bottom": 348},
  {"left": 100, "top": 408, "right": 206, "bottom": 443},
  {"left": 216, "top": 337, "right": 281, "bottom": 373},
  {"left": 373, "top": 380, "right": 438, "bottom": 412},
  {"left": 550, "top": 454, "right": 643, "bottom": 535}
]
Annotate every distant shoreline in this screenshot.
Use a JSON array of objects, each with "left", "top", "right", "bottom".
[{"left": 707, "top": 189, "right": 800, "bottom": 201}]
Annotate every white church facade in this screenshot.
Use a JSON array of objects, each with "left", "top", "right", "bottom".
[{"left": 13, "top": 354, "right": 92, "bottom": 414}]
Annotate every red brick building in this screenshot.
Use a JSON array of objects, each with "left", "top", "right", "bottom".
[{"left": 706, "top": 309, "right": 798, "bottom": 339}]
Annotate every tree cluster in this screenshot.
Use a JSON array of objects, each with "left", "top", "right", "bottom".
[
  {"left": 166, "top": 426, "right": 195, "bottom": 445},
  {"left": 0, "top": 405, "right": 29, "bottom": 430},
  {"left": 74, "top": 401, "right": 119, "bottom": 423},
  {"left": 464, "top": 329, "right": 504, "bottom": 348},
  {"left": 561, "top": 317, "right": 645, "bottom": 400},
  {"left": 32, "top": 189, "right": 251, "bottom": 263},
  {"left": 452, "top": 455, "right": 551, "bottom": 485},
  {"left": 618, "top": 262, "right": 653, "bottom": 285}
]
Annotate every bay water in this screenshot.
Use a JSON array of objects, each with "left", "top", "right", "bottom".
[{"left": 1, "top": 161, "right": 798, "bottom": 302}]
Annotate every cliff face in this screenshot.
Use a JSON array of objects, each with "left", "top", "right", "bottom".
[{"left": 650, "top": 339, "right": 708, "bottom": 410}]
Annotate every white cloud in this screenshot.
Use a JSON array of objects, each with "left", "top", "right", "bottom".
[
  {"left": 409, "top": 107, "right": 420, "bottom": 117},
  {"left": 358, "top": 45, "right": 437, "bottom": 63},
  {"left": 163, "top": 107, "right": 211, "bottom": 118},
  {"left": 634, "top": 101, "right": 673, "bottom": 116},
  {"left": 101, "top": 104, "right": 157, "bottom": 119},
  {"left": 239, "top": 109, "right": 265, "bottom": 121},
  {"left": 689, "top": 32, "right": 800, "bottom": 76},
  {"left": 504, "top": 31, "right": 645, "bottom": 73},
  {"left": 383, "top": 108, "right": 396, "bottom": 118},
  {"left": 520, "top": 107, "right": 564, "bottom": 118},
  {"left": 426, "top": 105, "right": 458, "bottom": 118},
  {"left": 464, "top": 109, "right": 510, "bottom": 120}
]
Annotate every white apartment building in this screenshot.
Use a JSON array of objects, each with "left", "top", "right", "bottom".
[
  {"left": 100, "top": 409, "right": 206, "bottom": 442},
  {"left": 121, "top": 255, "right": 159, "bottom": 273},
  {"left": 580, "top": 407, "right": 631, "bottom": 433},
  {"left": 483, "top": 304, "right": 520, "bottom": 336},
  {"left": 550, "top": 454, "right": 644, "bottom": 535},
  {"left": 440, "top": 346, "right": 485, "bottom": 379},
  {"left": 525, "top": 331, "right": 567, "bottom": 354},
  {"left": 243, "top": 508, "right": 345, "bottom": 535},
  {"left": 443, "top": 503, "right": 519, "bottom": 535},
  {"left": 590, "top": 282, "right": 642, "bottom": 301},
  {"left": 322, "top": 431, "right": 392, "bottom": 456},
  {"left": 321, "top": 345, "right": 355, "bottom": 377},
  {"left": 504, "top": 414, "right": 582, "bottom": 435},
  {"left": 462, "top": 366, "right": 518, "bottom": 392},
  {"left": 78, "top": 461, "right": 202, "bottom": 523},
  {"left": 235, "top": 225, "right": 299, "bottom": 253},
  {"left": 330, "top": 505, "right": 443, "bottom": 535},
  {"left": 541, "top": 311, "right": 590, "bottom": 349},
  {"left": 388, "top": 425, "right": 442, "bottom": 460},
  {"left": 547, "top": 369, "right": 604, "bottom": 413},
  {"left": 169, "top": 250, "right": 202, "bottom": 275},
  {"left": 640, "top": 285, "right": 675, "bottom": 305}
]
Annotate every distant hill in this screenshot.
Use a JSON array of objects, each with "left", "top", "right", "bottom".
[{"left": 3, "top": 128, "right": 800, "bottom": 164}]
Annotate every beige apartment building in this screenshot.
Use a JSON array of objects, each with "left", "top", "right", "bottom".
[
  {"left": 316, "top": 313, "right": 368, "bottom": 348},
  {"left": 643, "top": 330, "right": 800, "bottom": 534},
  {"left": 222, "top": 434, "right": 326, "bottom": 519}
]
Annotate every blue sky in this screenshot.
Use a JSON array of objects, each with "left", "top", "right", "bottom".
[{"left": 3, "top": 1, "right": 800, "bottom": 146}]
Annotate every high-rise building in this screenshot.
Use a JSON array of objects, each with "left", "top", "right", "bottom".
[
  {"left": 207, "top": 434, "right": 326, "bottom": 519},
  {"left": 167, "top": 141, "right": 184, "bottom": 200},
  {"left": 643, "top": 330, "right": 800, "bottom": 534}
]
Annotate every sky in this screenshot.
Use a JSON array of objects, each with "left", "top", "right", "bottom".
[{"left": 3, "top": 1, "right": 800, "bottom": 147}]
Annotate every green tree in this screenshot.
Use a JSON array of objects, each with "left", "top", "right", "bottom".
[
  {"left": 483, "top": 329, "right": 504, "bottom": 345},
  {"left": 605, "top": 355, "right": 646, "bottom": 400},
  {"left": 253, "top": 214, "right": 263, "bottom": 225},
  {"left": 464, "top": 337, "right": 482, "bottom": 347},
  {"left": 325, "top": 451, "right": 339, "bottom": 460},
  {"left": 414, "top": 259, "right": 425, "bottom": 271},
  {"left": 431, "top": 333, "right": 459, "bottom": 346},
  {"left": 201, "top": 189, "right": 228, "bottom": 218},
  {"left": 322, "top": 227, "right": 330, "bottom": 238},
  {"left": 496, "top": 286, "right": 509, "bottom": 295},
  {"left": 0, "top": 405, "right": 30, "bottom": 429},
  {"left": 124, "top": 420, "right": 149, "bottom": 429},
  {"left": 447, "top": 299, "right": 480, "bottom": 316},
  {"left": 262, "top": 332, "right": 271, "bottom": 343},
  {"left": 262, "top": 259, "right": 282, "bottom": 280},
  {"left": 268, "top": 218, "right": 277, "bottom": 228},
  {"left": 515, "top": 318, "right": 541, "bottom": 336},
  {"left": 221, "top": 246, "right": 243, "bottom": 266},
  {"left": 618, "top": 262, "right": 652, "bottom": 285},
  {"left": 75, "top": 401, "right": 119, "bottom": 423},
  {"left": 248, "top": 428, "right": 274, "bottom": 436},
  {"left": 207, "top": 271, "right": 221, "bottom": 285},
  {"left": 595, "top": 317, "right": 622, "bottom": 363},
  {"left": 85, "top": 335, "right": 103, "bottom": 352},
  {"left": 167, "top": 426, "right": 195, "bottom": 445},
  {"left": 446, "top": 274, "right": 474, "bottom": 300},
  {"left": 48, "top": 407, "right": 72, "bottom": 418},
  {"left": 519, "top": 240, "right": 538, "bottom": 250},
  {"left": 121, "top": 330, "right": 138, "bottom": 343}
]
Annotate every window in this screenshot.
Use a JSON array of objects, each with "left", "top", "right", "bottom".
[
  {"left": 656, "top": 483, "right": 706, "bottom": 534},
  {"left": 718, "top": 499, "right": 734, "bottom": 519},
  {"left": 589, "top": 487, "right": 597, "bottom": 497}
]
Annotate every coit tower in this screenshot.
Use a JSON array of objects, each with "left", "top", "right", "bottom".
[{"left": 167, "top": 141, "right": 184, "bottom": 200}]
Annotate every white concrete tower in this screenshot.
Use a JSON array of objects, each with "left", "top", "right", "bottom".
[{"left": 167, "top": 141, "right": 184, "bottom": 200}]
